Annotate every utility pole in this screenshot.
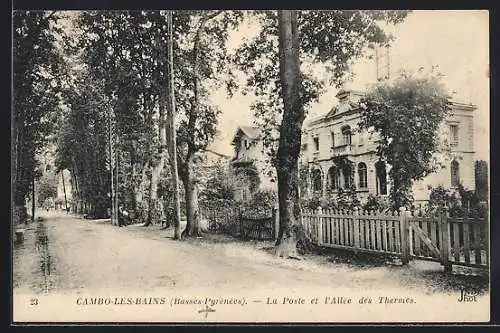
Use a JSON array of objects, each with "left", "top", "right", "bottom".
[{"left": 167, "top": 10, "right": 182, "bottom": 240}]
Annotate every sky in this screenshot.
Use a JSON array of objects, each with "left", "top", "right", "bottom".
[{"left": 207, "top": 10, "right": 490, "bottom": 162}]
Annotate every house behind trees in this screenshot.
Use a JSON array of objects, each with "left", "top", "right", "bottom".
[
  {"left": 230, "top": 126, "right": 276, "bottom": 201},
  {"left": 300, "top": 89, "right": 477, "bottom": 204}
]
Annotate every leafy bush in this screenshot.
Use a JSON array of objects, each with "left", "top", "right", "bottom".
[
  {"left": 300, "top": 186, "right": 361, "bottom": 211},
  {"left": 200, "top": 163, "right": 236, "bottom": 201},
  {"left": 336, "top": 185, "right": 361, "bottom": 210},
  {"left": 241, "top": 189, "right": 277, "bottom": 218},
  {"left": 301, "top": 194, "right": 322, "bottom": 210},
  {"left": 362, "top": 194, "right": 390, "bottom": 212},
  {"left": 426, "top": 184, "right": 487, "bottom": 218},
  {"left": 426, "top": 185, "right": 462, "bottom": 217}
]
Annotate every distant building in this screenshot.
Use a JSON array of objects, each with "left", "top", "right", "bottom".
[
  {"left": 300, "top": 89, "right": 477, "bottom": 203},
  {"left": 230, "top": 126, "right": 276, "bottom": 201}
]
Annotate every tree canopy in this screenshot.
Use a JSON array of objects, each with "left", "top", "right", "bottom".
[{"left": 359, "top": 72, "right": 452, "bottom": 209}]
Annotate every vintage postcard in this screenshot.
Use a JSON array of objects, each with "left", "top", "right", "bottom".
[{"left": 12, "top": 9, "right": 490, "bottom": 323}]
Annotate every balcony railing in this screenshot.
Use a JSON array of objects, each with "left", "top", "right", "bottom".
[{"left": 331, "top": 144, "right": 352, "bottom": 157}]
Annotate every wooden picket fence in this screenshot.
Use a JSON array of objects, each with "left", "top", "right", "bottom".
[
  {"left": 302, "top": 207, "right": 489, "bottom": 270},
  {"left": 303, "top": 207, "right": 407, "bottom": 257}
]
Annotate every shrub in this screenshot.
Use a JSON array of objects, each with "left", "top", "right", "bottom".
[
  {"left": 426, "top": 184, "right": 487, "bottom": 218},
  {"left": 301, "top": 195, "right": 322, "bottom": 211},
  {"left": 241, "top": 189, "right": 277, "bottom": 218},
  {"left": 362, "top": 194, "right": 390, "bottom": 212},
  {"left": 336, "top": 185, "right": 361, "bottom": 210}
]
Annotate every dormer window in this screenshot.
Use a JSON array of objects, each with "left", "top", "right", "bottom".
[{"left": 244, "top": 139, "right": 248, "bottom": 149}]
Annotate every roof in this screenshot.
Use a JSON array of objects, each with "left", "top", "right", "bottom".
[
  {"left": 204, "top": 149, "right": 231, "bottom": 160},
  {"left": 308, "top": 88, "right": 476, "bottom": 128},
  {"left": 231, "top": 125, "right": 262, "bottom": 144}
]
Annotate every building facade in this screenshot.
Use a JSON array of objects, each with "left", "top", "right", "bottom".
[
  {"left": 300, "top": 89, "right": 477, "bottom": 203},
  {"left": 230, "top": 126, "right": 276, "bottom": 201}
]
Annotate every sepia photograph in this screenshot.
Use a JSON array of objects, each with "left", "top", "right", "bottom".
[{"left": 11, "top": 9, "right": 490, "bottom": 323}]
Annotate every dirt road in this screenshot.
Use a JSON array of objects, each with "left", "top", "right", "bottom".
[{"left": 12, "top": 210, "right": 490, "bottom": 322}]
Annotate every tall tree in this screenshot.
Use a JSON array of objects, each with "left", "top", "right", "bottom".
[
  {"left": 13, "top": 10, "right": 64, "bottom": 225},
  {"left": 71, "top": 11, "right": 192, "bottom": 225},
  {"left": 234, "top": 10, "right": 409, "bottom": 257},
  {"left": 274, "top": 10, "right": 303, "bottom": 257},
  {"left": 359, "top": 73, "right": 452, "bottom": 209},
  {"left": 174, "top": 10, "right": 243, "bottom": 238},
  {"left": 166, "top": 10, "right": 182, "bottom": 239},
  {"left": 55, "top": 72, "right": 112, "bottom": 218}
]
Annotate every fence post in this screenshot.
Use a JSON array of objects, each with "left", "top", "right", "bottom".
[
  {"left": 353, "top": 206, "right": 360, "bottom": 248},
  {"left": 399, "top": 207, "right": 410, "bottom": 265},
  {"left": 440, "top": 207, "right": 452, "bottom": 273},
  {"left": 273, "top": 204, "right": 279, "bottom": 241},
  {"left": 317, "top": 206, "right": 323, "bottom": 245}
]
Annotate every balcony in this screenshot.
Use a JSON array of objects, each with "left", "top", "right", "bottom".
[{"left": 331, "top": 144, "right": 353, "bottom": 157}]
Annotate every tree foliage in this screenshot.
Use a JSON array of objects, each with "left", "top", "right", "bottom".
[
  {"left": 474, "top": 160, "right": 488, "bottom": 202},
  {"left": 233, "top": 10, "right": 409, "bottom": 163},
  {"left": 13, "top": 11, "right": 65, "bottom": 213},
  {"left": 200, "top": 162, "right": 236, "bottom": 201},
  {"left": 359, "top": 73, "right": 452, "bottom": 209},
  {"left": 36, "top": 170, "right": 58, "bottom": 207},
  {"left": 52, "top": 11, "right": 244, "bottom": 233},
  {"left": 232, "top": 10, "right": 409, "bottom": 255}
]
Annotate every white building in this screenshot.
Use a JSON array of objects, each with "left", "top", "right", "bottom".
[{"left": 300, "top": 89, "right": 476, "bottom": 203}]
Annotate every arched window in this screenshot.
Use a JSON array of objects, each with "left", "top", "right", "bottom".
[
  {"left": 341, "top": 125, "right": 352, "bottom": 146},
  {"left": 343, "top": 164, "right": 352, "bottom": 188},
  {"left": 311, "top": 169, "right": 322, "bottom": 193},
  {"left": 328, "top": 166, "right": 338, "bottom": 190},
  {"left": 375, "top": 161, "right": 387, "bottom": 195},
  {"left": 358, "top": 163, "right": 367, "bottom": 189},
  {"left": 451, "top": 160, "right": 460, "bottom": 187}
]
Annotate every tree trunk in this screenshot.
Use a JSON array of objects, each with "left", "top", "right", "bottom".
[
  {"left": 61, "top": 170, "right": 68, "bottom": 211},
  {"left": 108, "top": 106, "right": 116, "bottom": 224},
  {"left": 115, "top": 146, "right": 120, "bottom": 225},
  {"left": 167, "top": 10, "right": 182, "bottom": 240},
  {"left": 145, "top": 95, "right": 167, "bottom": 227},
  {"left": 31, "top": 172, "right": 35, "bottom": 223},
  {"left": 275, "top": 10, "right": 307, "bottom": 258},
  {"left": 130, "top": 152, "right": 137, "bottom": 212},
  {"left": 136, "top": 161, "right": 149, "bottom": 223},
  {"left": 181, "top": 159, "right": 201, "bottom": 238}
]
